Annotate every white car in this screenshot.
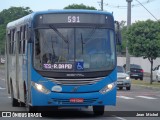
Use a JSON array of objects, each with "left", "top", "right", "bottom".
[
  {"left": 153, "top": 65, "right": 160, "bottom": 82},
  {"left": 117, "top": 66, "right": 131, "bottom": 90},
  {"left": 0, "top": 57, "right": 5, "bottom": 64}
]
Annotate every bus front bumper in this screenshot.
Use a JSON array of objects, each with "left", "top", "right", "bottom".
[{"left": 31, "top": 87, "right": 117, "bottom": 107}]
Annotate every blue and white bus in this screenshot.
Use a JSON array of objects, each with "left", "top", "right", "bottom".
[{"left": 5, "top": 10, "right": 118, "bottom": 115}]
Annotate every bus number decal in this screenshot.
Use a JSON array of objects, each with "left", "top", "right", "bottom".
[{"left": 68, "top": 16, "right": 80, "bottom": 23}]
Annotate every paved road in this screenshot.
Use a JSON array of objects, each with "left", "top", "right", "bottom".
[{"left": 0, "top": 67, "right": 160, "bottom": 120}]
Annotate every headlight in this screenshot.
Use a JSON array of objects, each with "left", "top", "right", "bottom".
[
  {"left": 126, "top": 76, "right": 130, "bottom": 80},
  {"left": 32, "top": 82, "right": 51, "bottom": 94},
  {"left": 99, "top": 82, "right": 116, "bottom": 94}
]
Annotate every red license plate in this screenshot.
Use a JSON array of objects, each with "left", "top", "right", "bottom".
[{"left": 70, "top": 98, "right": 84, "bottom": 103}]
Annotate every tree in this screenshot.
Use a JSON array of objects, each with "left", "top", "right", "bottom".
[
  {"left": 126, "top": 20, "right": 160, "bottom": 84},
  {"left": 64, "top": 4, "right": 97, "bottom": 10},
  {"left": 0, "top": 7, "right": 32, "bottom": 54}
]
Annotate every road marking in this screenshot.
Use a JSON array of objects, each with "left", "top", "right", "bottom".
[
  {"left": 136, "top": 96, "right": 157, "bottom": 99},
  {"left": 112, "top": 115, "right": 127, "bottom": 120},
  {"left": 0, "top": 86, "right": 6, "bottom": 90},
  {"left": 117, "top": 96, "right": 134, "bottom": 99},
  {"left": 8, "top": 96, "right": 11, "bottom": 99}
]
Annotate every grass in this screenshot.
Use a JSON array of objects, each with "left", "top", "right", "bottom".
[{"left": 132, "top": 79, "right": 160, "bottom": 89}]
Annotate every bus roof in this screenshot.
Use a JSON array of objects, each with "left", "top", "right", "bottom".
[{"left": 7, "top": 9, "right": 113, "bottom": 29}]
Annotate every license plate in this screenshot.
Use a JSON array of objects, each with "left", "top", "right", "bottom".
[
  {"left": 132, "top": 74, "right": 138, "bottom": 76},
  {"left": 70, "top": 98, "right": 84, "bottom": 103},
  {"left": 117, "top": 81, "right": 122, "bottom": 84}
]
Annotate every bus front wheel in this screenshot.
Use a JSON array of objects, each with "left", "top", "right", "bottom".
[
  {"left": 24, "top": 86, "right": 37, "bottom": 112},
  {"left": 93, "top": 106, "right": 104, "bottom": 116}
]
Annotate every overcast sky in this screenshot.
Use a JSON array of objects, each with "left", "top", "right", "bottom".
[{"left": 0, "top": 0, "right": 159, "bottom": 23}]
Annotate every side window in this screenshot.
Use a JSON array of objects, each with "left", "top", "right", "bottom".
[
  {"left": 10, "top": 29, "right": 16, "bottom": 55},
  {"left": 8, "top": 31, "right": 12, "bottom": 54},
  {"left": 22, "top": 25, "right": 27, "bottom": 54},
  {"left": 19, "top": 27, "right": 23, "bottom": 54}
]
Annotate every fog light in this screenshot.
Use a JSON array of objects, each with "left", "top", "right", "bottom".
[{"left": 126, "top": 76, "right": 130, "bottom": 80}]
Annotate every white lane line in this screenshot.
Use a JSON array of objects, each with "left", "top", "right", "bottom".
[
  {"left": 117, "top": 96, "right": 134, "bottom": 99},
  {"left": 136, "top": 96, "right": 157, "bottom": 99},
  {"left": 8, "top": 96, "right": 11, "bottom": 98},
  {"left": 112, "top": 115, "right": 127, "bottom": 120},
  {"left": 0, "top": 86, "right": 6, "bottom": 90}
]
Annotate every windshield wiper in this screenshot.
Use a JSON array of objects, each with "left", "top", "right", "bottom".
[
  {"left": 49, "top": 25, "right": 70, "bottom": 53},
  {"left": 81, "top": 33, "right": 85, "bottom": 54},
  {"left": 49, "top": 25, "right": 69, "bottom": 44}
]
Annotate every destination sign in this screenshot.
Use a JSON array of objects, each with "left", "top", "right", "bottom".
[
  {"left": 43, "top": 63, "right": 73, "bottom": 70},
  {"left": 36, "top": 13, "right": 113, "bottom": 24}
]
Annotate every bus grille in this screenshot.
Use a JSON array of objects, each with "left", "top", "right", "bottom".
[
  {"left": 46, "top": 77, "right": 104, "bottom": 85},
  {"left": 51, "top": 98, "right": 98, "bottom": 105}
]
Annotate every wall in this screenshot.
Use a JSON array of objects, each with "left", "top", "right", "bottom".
[{"left": 117, "top": 57, "right": 160, "bottom": 73}]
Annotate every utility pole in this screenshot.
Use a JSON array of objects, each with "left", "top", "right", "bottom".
[
  {"left": 126, "top": 0, "right": 132, "bottom": 72},
  {"left": 101, "top": 0, "right": 103, "bottom": 11}
]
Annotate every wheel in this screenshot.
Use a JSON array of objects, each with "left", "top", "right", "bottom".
[
  {"left": 10, "top": 83, "right": 20, "bottom": 107},
  {"left": 93, "top": 106, "right": 104, "bottom": 116},
  {"left": 156, "top": 76, "right": 159, "bottom": 82},
  {"left": 140, "top": 77, "right": 143, "bottom": 81},
  {"left": 24, "top": 85, "right": 37, "bottom": 112},
  {"left": 119, "top": 87, "right": 123, "bottom": 90},
  {"left": 126, "top": 86, "right": 131, "bottom": 90}
]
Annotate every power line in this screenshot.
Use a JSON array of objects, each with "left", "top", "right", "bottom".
[
  {"left": 135, "top": 0, "right": 158, "bottom": 21},
  {"left": 101, "top": 0, "right": 157, "bottom": 9}
]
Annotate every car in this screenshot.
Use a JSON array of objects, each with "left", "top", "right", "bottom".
[
  {"left": 123, "top": 64, "right": 144, "bottom": 80},
  {"left": 117, "top": 66, "right": 131, "bottom": 90},
  {"left": 0, "top": 57, "right": 5, "bottom": 64},
  {"left": 152, "top": 65, "right": 160, "bottom": 82}
]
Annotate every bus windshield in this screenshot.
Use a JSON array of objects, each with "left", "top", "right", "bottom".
[{"left": 34, "top": 27, "right": 115, "bottom": 72}]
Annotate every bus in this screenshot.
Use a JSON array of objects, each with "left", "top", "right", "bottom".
[{"left": 5, "top": 10, "right": 119, "bottom": 115}]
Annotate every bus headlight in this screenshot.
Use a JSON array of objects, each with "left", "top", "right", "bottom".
[
  {"left": 32, "top": 82, "right": 51, "bottom": 94},
  {"left": 126, "top": 76, "right": 130, "bottom": 80},
  {"left": 99, "top": 82, "right": 116, "bottom": 94}
]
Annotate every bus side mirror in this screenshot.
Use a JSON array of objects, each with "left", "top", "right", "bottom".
[
  {"left": 116, "top": 31, "right": 122, "bottom": 45},
  {"left": 114, "top": 21, "right": 122, "bottom": 45}
]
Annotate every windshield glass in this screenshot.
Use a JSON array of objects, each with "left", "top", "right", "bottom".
[
  {"left": 117, "top": 66, "right": 125, "bottom": 73},
  {"left": 34, "top": 27, "right": 115, "bottom": 72}
]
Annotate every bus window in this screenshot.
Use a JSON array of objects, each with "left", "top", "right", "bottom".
[
  {"left": 23, "top": 25, "right": 27, "bottom": 54},
  {"left": 19, "top": 27, "right": 23, "bottom": 54}
]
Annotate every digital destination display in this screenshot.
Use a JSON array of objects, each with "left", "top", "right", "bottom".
[{"left": 36, "top": 13, "right": 113, "bottom": 25}]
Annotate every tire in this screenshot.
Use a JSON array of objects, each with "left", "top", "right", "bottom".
[
  {"left": 93, "top": 106, "right": 104, "bottom": 116},
  {"left": 24, "top": 85, "right": 37, "bottom": 112},
  {"left": 119, "top": 87, "right": 123, "bottom": 90},
  {"left": 10, "top": 83, "right": 20, "bottom": 107},
  {"left": 126, "top": 86, "right": 131, "bottom": 90},
  {"left": 140, "top": 77, "right": 143, "bottom": 81}
]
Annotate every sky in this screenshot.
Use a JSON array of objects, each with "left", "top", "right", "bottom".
[{"left": 0, "top": 0, "right": 159, "bottom": 23}]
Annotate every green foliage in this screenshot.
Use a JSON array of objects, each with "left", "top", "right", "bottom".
[
  {"left": 64, "top": 4, "right": 97, "bottom": 10},
  {"left": 126, "top": 20, "right": 160, "bottom": 84},
  {"left": 126, "top": 20, "right": 160, "bottom": 60},
  {"left": 0, "top": 7, "right": 32, "bottom": 54}
]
